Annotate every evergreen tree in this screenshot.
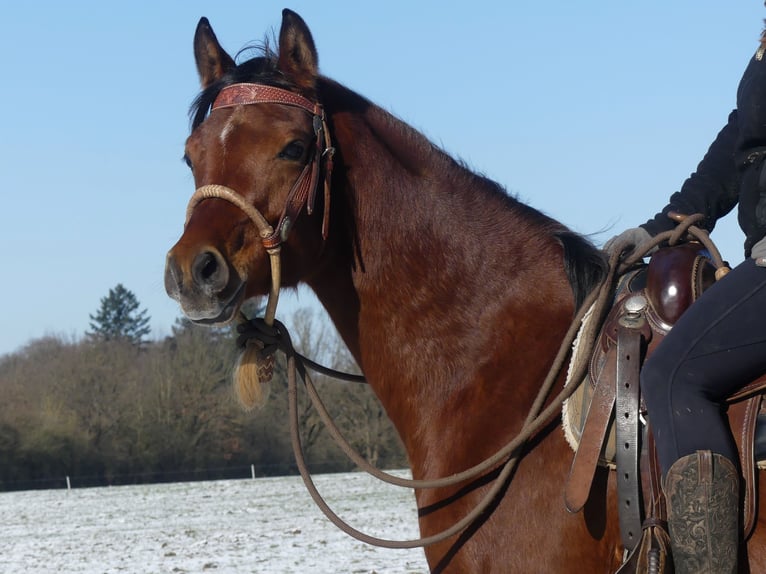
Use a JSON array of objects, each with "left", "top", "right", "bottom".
[{"left": 88, "top": 284, "right": 151, "bottom": 345}]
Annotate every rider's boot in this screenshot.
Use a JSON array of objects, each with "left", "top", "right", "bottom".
[{"left": 663, "top": 450, "right": 739, "bottom": 574}]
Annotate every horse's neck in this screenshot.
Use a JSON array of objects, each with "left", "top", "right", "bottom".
[
  {"left": 321, "top": 98, "right": 559, "bottom": 316},
  {"left": 320, "top": 106, "right": 475, "bottom": 318},
  {"left": 307, "top": 89, "right": 574, "bottom": 458},
  {"left": 328, "top": 103, "right": 491, "bottom": 287}
]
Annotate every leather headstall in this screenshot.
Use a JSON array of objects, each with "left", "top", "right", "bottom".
[{"left": 211, "top": 83, "right": 335, "bottom": 250}]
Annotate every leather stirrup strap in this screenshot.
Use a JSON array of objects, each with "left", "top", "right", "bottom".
[
  {"left": 615, "top": 320, "right": 644, "bottom": 552},
  {"left": 564, "top": 353, "right": 617, "bottom": 513}
]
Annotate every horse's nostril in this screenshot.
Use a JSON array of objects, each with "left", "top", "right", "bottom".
[
  {"left": 198, "top": 252, "right": 218, "bottom": 281},
  {"left": 192, "top": 250, "right": 228, "bottom": 293}
]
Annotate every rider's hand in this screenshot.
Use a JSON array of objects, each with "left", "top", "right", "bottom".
[
  {"left": 751, "top": 236, "right": 766, "bottom": 267},
  {"left": 603, "top": 227, "right": 653, "bottom": 256}
]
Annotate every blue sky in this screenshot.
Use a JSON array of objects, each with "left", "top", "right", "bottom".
[{"left": 1, "top": 2, "right": 763, "bottom": 356}]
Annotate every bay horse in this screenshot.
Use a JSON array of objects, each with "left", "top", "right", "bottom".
[{"left": 164, "top": 9, "right": 766, "bottom": 572}]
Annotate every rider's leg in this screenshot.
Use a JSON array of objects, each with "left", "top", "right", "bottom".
[
  {"left": 641, "top": 257, "right": 766, "bottom": 475},
  {"left": 640, "top": 256, "right": 766, "bottom": 573}
]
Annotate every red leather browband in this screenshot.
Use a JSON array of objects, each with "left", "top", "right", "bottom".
[{"left": 212, "top": 83, "right": 319, "bottom": 115}]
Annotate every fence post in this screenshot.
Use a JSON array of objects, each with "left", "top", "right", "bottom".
[
  {"left": 251, "top": 464, "right": 256, "bottom": 480},
  {"left": 66, "top": 476, "right": 71, "bottom": 490}
]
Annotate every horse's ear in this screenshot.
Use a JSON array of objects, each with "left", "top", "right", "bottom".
[
  {"left": 193, "top": 17, "right": 235, "bottom": 89},
  {"left": 277, "top": 9, "right": 318, "bottom": 90}
]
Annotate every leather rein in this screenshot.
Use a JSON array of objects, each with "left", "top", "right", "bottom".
[{"left": 240, "top": 218, "right": 729, "bottom": 550}]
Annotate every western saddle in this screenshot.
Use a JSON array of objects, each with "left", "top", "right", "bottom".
[{"left": 563, "top": 242, "right": 766, "bottom": 573}]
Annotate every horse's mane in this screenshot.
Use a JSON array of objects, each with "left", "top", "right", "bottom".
[
  {"left": 346, "top": 103, "right": 609, "bottom": 310},
  {"left": 188, "top": 46, "right": 608, "bottom": 313},
  {"left": 557, "top": 229, "right": 608, "bottom": 310}
]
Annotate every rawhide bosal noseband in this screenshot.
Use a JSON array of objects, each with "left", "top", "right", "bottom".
[{"left": 185, "top": 83, "right": 335, "bottom": 323}]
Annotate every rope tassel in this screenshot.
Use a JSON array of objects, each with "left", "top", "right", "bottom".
[{"left": 232, "top": 314, "right": 279, "bottom": 409}]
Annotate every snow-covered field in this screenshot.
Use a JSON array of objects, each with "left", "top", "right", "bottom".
[{"left": 0, "top": 471, "right": 429, "bottom": 573}]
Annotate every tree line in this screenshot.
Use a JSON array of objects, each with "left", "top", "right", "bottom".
[{"left": 0, "top": 285, "right": 407, "bottom": 491}]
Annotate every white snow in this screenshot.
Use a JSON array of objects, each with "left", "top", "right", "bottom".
[{"left": 0, "top": 471, "right": 429, "bottom": 573}]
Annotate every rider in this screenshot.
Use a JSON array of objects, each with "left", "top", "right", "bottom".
[{"left": 605, "top": 30, "right": 766, "bottom": 574}]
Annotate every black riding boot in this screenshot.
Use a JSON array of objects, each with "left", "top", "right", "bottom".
[{"left": 663, "top": 450, "right": 739, "bottom": 574}]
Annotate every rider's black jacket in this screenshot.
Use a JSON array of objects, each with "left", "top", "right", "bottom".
[{"left": 641, "top": 49, "right": 766, "bottom": 258}]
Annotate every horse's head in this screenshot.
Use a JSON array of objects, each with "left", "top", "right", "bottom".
[{"left": 165, "top": 10, "right": 331, "bottom": 325}]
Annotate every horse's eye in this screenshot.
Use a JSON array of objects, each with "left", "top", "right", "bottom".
[
  {"left": 278, "top": 141, "right": 305, "bottom": 161},
  {"left": 182, "top": 153, "right": 193, "bottom": 170}
]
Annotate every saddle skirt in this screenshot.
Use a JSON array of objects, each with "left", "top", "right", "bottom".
[{"left": 562, "top": 242, "right": 766, "bottom": 541}]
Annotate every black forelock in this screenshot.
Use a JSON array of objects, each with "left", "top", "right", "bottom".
[{"left": 189, "top": 44, "right": 289, "bottom": 130}]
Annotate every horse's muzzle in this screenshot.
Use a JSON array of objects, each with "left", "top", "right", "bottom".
[{"left": 164, "top": 247, "right": 245, "bottom": 324}]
